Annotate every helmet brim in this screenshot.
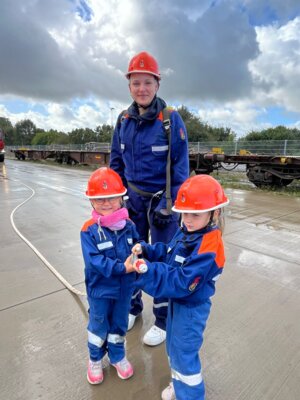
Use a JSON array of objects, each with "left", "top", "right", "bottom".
[
  {"left": 172, "top": 199, "right": 230, "bottom": 213},
  {"left": 125, "top": 70, "right": 161, "bottom": 80},
  {"left": 86, "top": 189, "right": 127, "bottom": 199}
]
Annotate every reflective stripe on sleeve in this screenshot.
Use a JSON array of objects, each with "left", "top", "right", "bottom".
[
  {"left": 171, "top": 368, "right": 203, "bottom": 386},
  {"left": 88, "top": 330, "right": 105, "bottom": 348}
]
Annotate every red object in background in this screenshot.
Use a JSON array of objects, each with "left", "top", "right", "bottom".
[{"left": 0, "top": 129, "right": 4, "bottom": 150}]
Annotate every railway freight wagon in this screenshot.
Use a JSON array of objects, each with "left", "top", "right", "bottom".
[
  {"left": 189, "top": 151, "right": 300, "bottom": 187},
  {"left": 9, "top": 143, "right": 300, "bottom": 188}
]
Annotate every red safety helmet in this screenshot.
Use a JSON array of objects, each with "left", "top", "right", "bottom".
[
  {"left": 85, "top": 167, "right": 127, "bottom": 199},
  {"left": 125, "top": 51, "right": 161, "bottom": 80},
  {"left": 173, "top": 175, "right": 229, "bottom": 213}
]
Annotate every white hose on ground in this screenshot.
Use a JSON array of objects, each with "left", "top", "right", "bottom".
[{"left": 10, "top": 181, "right": 87, "bottom": 297}]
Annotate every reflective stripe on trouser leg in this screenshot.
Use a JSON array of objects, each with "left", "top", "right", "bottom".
[
  {"left": 172, "top": 368, "right": 203, "bottom": 386},
  {"left": 153, "top": 297, "right": 168, "bottom": 330},
  {"left": 107, "top": 334, "right": 125, "bottom": 344},
  {"left": 167, "top": 300, "right": 211, "bottom": 400},
  {"left": 87, "top": 298, "right": 110, "bottom": 361},
  {"left": 88, "top": 330, "right": 105, "bottom": 348},
  {"left": 87, "top": 330, "right": 106, "bottom": 361},
  {"left": 108, "top": 295, "right": 131, "bottom": 364}
]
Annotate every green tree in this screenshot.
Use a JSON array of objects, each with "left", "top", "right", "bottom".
[
  {"left": 15, "top": 119, "right": 37, "bottom": 145},
  {"left": 241, "top": 126, "right": 300, "bottom": 141},
  {"left": 177, "top": 106, "right": 206, "bottom": 141},
  {"left": 95, "top": 124, "right": 114, "bottom": 142},
  {"left": 68, "top": 128, "right": 97, "bottom": 144},
  {"left": 32, "top": 130, "right": 69, "bottom": 145},
  {"left": 204, "top": 124, "right": 236, "bottom": 141}
]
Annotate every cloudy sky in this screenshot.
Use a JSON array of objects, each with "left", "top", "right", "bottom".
[{"left": 1, "top": 0, "right": 300, "bottom": 137}]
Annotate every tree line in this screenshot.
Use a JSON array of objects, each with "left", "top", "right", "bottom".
[{"left": 1, "top": 106, "right": 300, "bottom": 146}]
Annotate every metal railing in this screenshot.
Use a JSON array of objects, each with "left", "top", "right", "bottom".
[
  {"left": 189, "top": 140, "right": 300, "bottom": 156},
  {"left": 7, "top": 143, "right": 111, "bottom": 152},
  {"left": 6, "top": 140, "right": 300, "bottom": 156}
]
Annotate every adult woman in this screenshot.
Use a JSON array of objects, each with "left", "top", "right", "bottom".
[{"left": 110, "top": 51, "right": 189, "bottom": 346}]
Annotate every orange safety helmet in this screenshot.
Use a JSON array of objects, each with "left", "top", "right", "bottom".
[
  {"left": 125, "top": 51, "right": 161, "bottom": 80},
  {"left": 85, "top": 167, "right": 127, "bottom": 199},
  {"left": 172, "top": 175, "right": 229, "bottom": 213}
]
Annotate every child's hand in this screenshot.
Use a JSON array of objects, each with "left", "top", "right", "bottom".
[
  {"left": 132, "top": 243, "right": 142, "bottom": 255},
  {"left": 124, "top": 255, "right": 135, "bottom": 273}
]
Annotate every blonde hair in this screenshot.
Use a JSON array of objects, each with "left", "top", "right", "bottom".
[{"left": 212, "top": 208, "right": 225, "bottom": 234}]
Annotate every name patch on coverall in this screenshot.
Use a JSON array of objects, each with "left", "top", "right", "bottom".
[{"left": 97, "top": 241, "right": 113, "bottom": 250}]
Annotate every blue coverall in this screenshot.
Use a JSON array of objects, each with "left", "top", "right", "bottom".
[
  {"left": 80, "top": 219, "right": 139, "bottom": 363},
  {"left": 135, "top": 225, "right": 225, "bottom": 400},
  {"left": 110, "top": 96, "right": 189, "bottom": 329}
]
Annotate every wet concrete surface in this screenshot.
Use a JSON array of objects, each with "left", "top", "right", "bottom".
[{"left": 1, "top": 159, "right": 300, "bottom": 400}]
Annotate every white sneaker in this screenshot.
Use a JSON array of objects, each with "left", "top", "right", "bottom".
[
  {"left": 143, "top": 325, "right": 166, "bottom": 346},
  {"left": 127, "top": 314, "right": 137, "bottom": 331},
  {"left": 161, "top": 382, "right": 176, "bottom": 400}
]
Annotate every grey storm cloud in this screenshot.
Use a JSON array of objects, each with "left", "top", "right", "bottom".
[
  {"left": 139, "top": 1, "right": 259, "bottom": 102},
  {"left": 0, "top": 0, "right": 299, "bottom": 106},
  {"left": 0, "top": 0, "right": 126, "bottom": 102}
]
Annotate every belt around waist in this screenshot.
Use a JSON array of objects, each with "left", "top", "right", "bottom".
[{"left": 128, "top": 182, "right": 163, "bottom": 198}]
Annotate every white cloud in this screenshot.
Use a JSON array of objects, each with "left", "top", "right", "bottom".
[
  {"left": 249, "top": 17, "right": 300, "bottom": 112},
  {"left": 196, "top": 100, "right": 269, "bottom": 136},
  {"left": 0, "top": 95, "right": 129, "bottom": 132},
  {"left": 0, "top": 0, "right": 300, "bottom": 135}
]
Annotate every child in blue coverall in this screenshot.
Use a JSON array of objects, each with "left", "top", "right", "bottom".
[
  {"left": 125, "top": 175, "right": 229, "bottom": 400},
  {"left": 81, "top": 167, "right": 139, "bottom": 385}
]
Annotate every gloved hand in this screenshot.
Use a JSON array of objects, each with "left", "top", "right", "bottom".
[{"left": 153, "top": 209, "right": 173, "bottom": 226}]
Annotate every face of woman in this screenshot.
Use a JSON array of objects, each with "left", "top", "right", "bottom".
[
  {"left": 91, "top": 197, "right": 122, "bottom": 216},
  {"left": 129, "top": 73, "right": 159, "bottom": 108},
  {"left": 182, "top": 212, "right": 211, "bottom": 232}
]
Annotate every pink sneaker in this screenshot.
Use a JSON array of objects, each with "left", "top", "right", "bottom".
[
  {"left": 111, "top": 357, "right": 134, "bottom": 379},
  {"left": 161, "top": 382, "right": 176, "bottom": 400},
  {"left": 87, "top": 359, "right": 103, "bottom": 384}
]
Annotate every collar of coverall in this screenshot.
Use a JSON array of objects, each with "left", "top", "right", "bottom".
[
  {"left": 128, "top": 95, "right": 167, "bottom": 121},
  {"left": 181, "top": 224, "right": 217, "bottom": 237}
]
